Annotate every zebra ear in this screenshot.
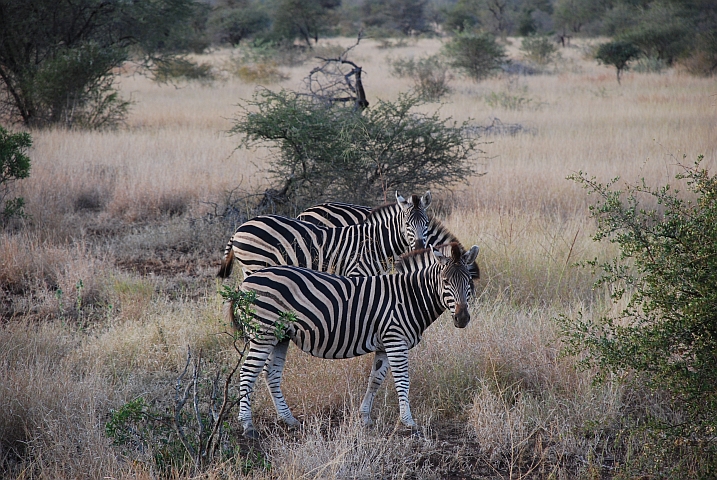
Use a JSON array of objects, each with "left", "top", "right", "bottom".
[
  {"left": 462, "top": 245, "right": 480, "bottom": 265},
  {"left": 420, "top": 191, "right": 432, "bottom": 209},
  {"left": 396, "top": 191, "right": 408, "bottom": 210}
]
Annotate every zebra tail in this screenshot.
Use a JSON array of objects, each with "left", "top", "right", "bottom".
[
  {"left": 217, "top": 238, "right": 234, "bottom": 278},
  {"left": 223, "top": 297, "right": 238, "bottom": 333}
]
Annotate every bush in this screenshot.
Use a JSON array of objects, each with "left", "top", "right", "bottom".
[
  {"left": 0, "top": 127, "right": 31, "bottom": 222},
  {"left": 389, "top": 55, "right": 452, "bottom": 101},
  {"left": 562, "top": 157, "right": 717, "bottom": 475},
  {"left": 595, "top": 40, "right": 641, "bottom": 84},
  {"left": 520, "top": 35, "right": 558, "bottom": 66},
  {"left": 153, "top": 57, "right": 216, "bottom": 84},
  {"left": 230, "top": 90, "right": 479, "bottom": 212},
  {"left": 443, "top": 32, "right": 507, "bottom": 82}
]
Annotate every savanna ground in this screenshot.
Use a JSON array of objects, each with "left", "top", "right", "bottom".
[{"left": 1, "top": 37, "right": 715, "bottom": 479}]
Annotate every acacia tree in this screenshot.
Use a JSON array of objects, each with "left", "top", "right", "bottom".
[
  {"left": 270, "top": 0, "right": 341, "bottom": 47},
  {"left": 0, "top": 0, "right": 198, "bottom": 128},
  {"left": 595, "top": 40, "right": 641, "bottom": 84}
]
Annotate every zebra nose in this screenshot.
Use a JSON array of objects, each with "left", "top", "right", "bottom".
[
  {"left": 413, "top": 237, "right": 425, "bottom": 250},
  {"left": 453, "top": 303, "right": 470, "bottom": 328}
]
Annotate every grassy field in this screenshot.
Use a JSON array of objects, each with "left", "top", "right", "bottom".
[{"left": 1, "top": 37, "right": 715, "bottom": 478}]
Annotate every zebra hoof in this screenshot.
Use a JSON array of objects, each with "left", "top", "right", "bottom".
[
  {"left": 282, "top": 417, "right": 300, "bottom": 429},
  {"left": 409, "top": 427, "right": 424, "bottom": 439},
  {"left": 361, "top": 414, "right": 374, "bottom": 427},
  {"left": 243, "top": 427, "right": 260, "bottom": 439}
]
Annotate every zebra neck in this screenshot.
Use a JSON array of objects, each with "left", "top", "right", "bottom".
[{"left": 402, "top": 267, "right": 445, "bottom": 329}]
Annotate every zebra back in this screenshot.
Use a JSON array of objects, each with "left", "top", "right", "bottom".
[
  {"left": 297, "top": 201, "right": 481, "bottom": 281},
  {"left": 218, "top": 192, "right": 431, "bottom": 279},
  {"left": 298, "top": 202, "right": 372, "bottom": 227}
]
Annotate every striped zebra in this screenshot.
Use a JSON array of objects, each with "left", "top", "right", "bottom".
[
  {"left": 217, "top": 192, "right": 431, "bottom": 279},
  {"left": 298, "top": 201, "right": 481, "bottom": 286},
  {"left": 232, "top": 242, "right": 480, "bottom": 438}
]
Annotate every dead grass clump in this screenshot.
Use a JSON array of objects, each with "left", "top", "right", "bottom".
[
  {"left": 0, "top": 320, "right": 120, "bottom": 478},
  {"left": 265, "top": 411, "right": 435, "bottom": 479},
  {"left": 107, "top": 190, "right": 192, "bottom": 222}
]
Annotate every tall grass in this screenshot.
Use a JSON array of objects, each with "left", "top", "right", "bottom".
[{"left": 1, "top": 37, "right": 715, "bottom": 478}]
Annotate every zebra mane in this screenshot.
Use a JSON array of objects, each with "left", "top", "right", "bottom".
[
  {"left": 369, "top": 194, "right": 421, "bottom": 217},
  {"left": 394, "top": 247, "right": 438, "bottom": 273},
  {"left": 428, "top": 217, "right": 460, "bottom": 245}
]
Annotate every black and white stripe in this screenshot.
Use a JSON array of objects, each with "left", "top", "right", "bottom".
[
  {"left": 298, "top": 200, "right": 481, "bottom": 285},
  {"left": 217, "top": 192, "right": 432, "bottom": 279},
  {"left": 232, "top": 243, "right": 480, "bottom": 437}
]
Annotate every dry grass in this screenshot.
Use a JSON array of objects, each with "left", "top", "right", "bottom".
[{"left": 1, "top": 36, "right": 715, "bottom": 478}]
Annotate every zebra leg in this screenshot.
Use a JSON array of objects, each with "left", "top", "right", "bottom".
[
  {"left": 385, "top": 343, "right": 418, "bottom": 429},
  {"left": 359, "top": 351, "right": 389, "bottom": 426},
  {"left": 263, "top": 339, "right": 299, "bottom": 428},
  {"left": 238, "top": 341, "right": 275, "bottom": 438}
]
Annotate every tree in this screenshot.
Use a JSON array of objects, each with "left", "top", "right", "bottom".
[
  {"left": 595, "top": 40, "right": 641, "bottom": 83},
  {"left": 270, "top": 0, "right": 341, "bottom": 47},
  {"left": 554, "top": 0, "right": 607, "bottom": 34},
  {"left": 362, "top": 0, "right": 432, "bottom": 36},
  {"left": 209, "top": 0, "right": 270, "bottom": 46},
  {"left": 0, "top": 0, "right": 198, "bottom": 128},
  {"left": 562, "top": 158, "right": 717, "bottom": 474},
  {"left": 0, "top": 126, "right": 31, "bottom": 221},
  {"left": 443, "top": 32, "right": 507, "bottom": 81}
]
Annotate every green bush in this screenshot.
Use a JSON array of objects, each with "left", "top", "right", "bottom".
[
  {"left": 389, "top": 55, "right": 452, "bottom": 101},
  {"left": 520, "top": 35, "right": 559, "bottom": 66},
  {"left": 230, "top": 90, "right": 479, "bottom": 212},
  {"left": 153, "top": 57, "right": 216, "bottom": 84},
  {"left": 562, "top": 156, "right": 717, "bottom": 475},
  {"left": 0, "top": 127, "right": 31, "bottom": 222},
  {"left": 443, "top": 32, "right": 507, "bottom": 82}
]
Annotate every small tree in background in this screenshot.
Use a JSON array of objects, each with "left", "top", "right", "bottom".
[
  {"left": 389, "top": 54, "right": 453, "bottom": 101},
  {"left": 562, "top": 157, "right": 717, "bottom": 476},
  {"left": 595, "top": 40, "right": 641, "bottom": 83},
  {"left": 443, "top": 32, "right": 507, "bottom": 82},
  {"left": 0, "top": 126, "right": 31, "bottom": 222},
  {"left": 520, "top": 35, "right": 558, "bottom": 66}
]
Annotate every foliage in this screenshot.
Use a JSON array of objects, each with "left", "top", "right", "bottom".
[
  {"left": 269, "top": 0, "right": 341, "bottom": 47},
  {"left": 389, "top": 54, "right": 452, "bottom": 101},
  {"left": 208, "top": 0, "right": 271, "bottom": 46},
  {"left": 618, "top": 3, "right": 692, "bottom": 66},
  {"left": 520, "top": 35, "right": 558, "bottom": 66},
  {"left": 443, "top": 32, "right": 507, "bottom": 82},
  {"left": 0, "top": 126, "right": 31, "bottom": 222},
  {"left": 230, "top": 89, "right": 478, "bottom": 212},
  {"left": 554, "top": 0, "right": 607, "bottom": 34},
  {"left": 595, "top": 40, "right": 641, "bottom": 84},
  {"left": 0, "top": 0, "right": 197, "bottom": 128},
  {"left": 561, "top": 157, "right": 717, "bottom": 471},
  {"left": 153, "top": 57, "right": 216, "bottom": 84},
  {"left": 362, "top": 0, "right": 432, "bottom": 36}
]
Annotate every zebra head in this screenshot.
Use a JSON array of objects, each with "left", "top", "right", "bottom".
[
  {"left": 435, "top": 243, "right": 480, "bottom": 328},
  {"left": 396, "top": 190, "right": 431, "bottom": 250}
]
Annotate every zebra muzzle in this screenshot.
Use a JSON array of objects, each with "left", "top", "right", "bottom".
[{"left": 453, "top": 303, "right": 470, "bottom": 328}]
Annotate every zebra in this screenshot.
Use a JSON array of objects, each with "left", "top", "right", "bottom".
[
  {"left": 217, "top": 191, "right": 432, "bottom": 279},
  {"left": 231, "top": 242, "right": 480, "bottom": 438},
  {"left": 298, "top": 200, "right": 481, "bottom": 288}
]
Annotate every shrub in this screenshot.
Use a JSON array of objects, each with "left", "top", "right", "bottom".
[
  {"left": 0, "top": 127, "right": 31, "bottom": 222},
  {"left": 153, "top": 57, "right": 216, "bottom": 84},
  {"left": 520, "top": 35, "right": 558, "bottom": 66},
  {"left": 230, "top": 90, "right": 479, "bottom": 212},
  {"left": 389, "top": 54, "right": 452, "bottom": 101},
  {"left": 595, "top": 40, "right": 641, "bottom": 84},
  {"left": 562, "top": 157, "right": 717, "bottom": 475},
  {"left": 443, "top": 32, "right": 507, "bottom": 82}
]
